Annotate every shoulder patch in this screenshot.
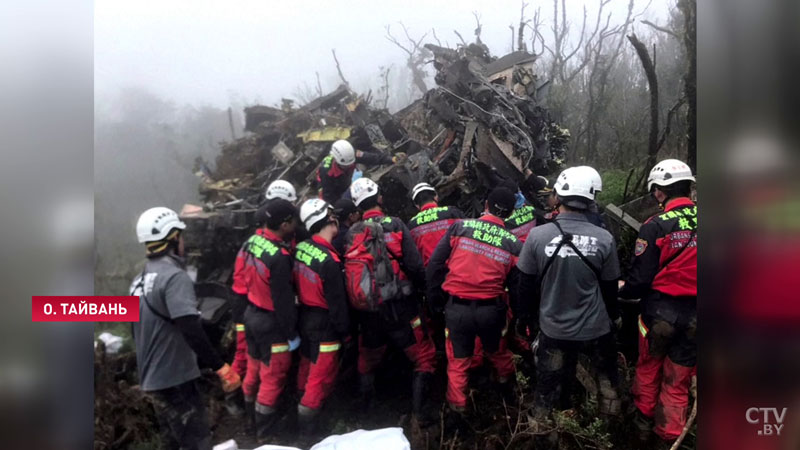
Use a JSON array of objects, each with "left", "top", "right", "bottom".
[{"left": 634, "top": 238, "right": 648, "bottom": 256}]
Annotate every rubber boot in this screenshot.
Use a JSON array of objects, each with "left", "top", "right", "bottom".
[
  {"left": 254, "top": 404, "right": 279, "bottom": 441},
  {"left": 632, "top": 408, "right": 654, "bottom": 443},
  {"left": 359, "top": 373, "right": 376, "bottom": 412},
  {"left": 244, "top": 400, "right": 256, "bottom": 435},
  {"left": 598, "top": 376, "right": 621, "bottom": 418},
  {"left": 497, "top": 378, "right": 517, "bottom": 406},
  {"left": 412, "top": 372, "right": 434, "bottom": 427},
  {"left": 224, "top": 390, "right": 245, "bottom": 416},
  {"left": 297, "top": 404, "right": 320, "bottom": 436},
  {"left": 529, "top": 406, "right": 557, "bottom": 449}
]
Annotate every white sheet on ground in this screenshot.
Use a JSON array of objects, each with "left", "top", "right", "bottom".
[{"left": 310, "top": 427, "right": 410, "bottom": 450}]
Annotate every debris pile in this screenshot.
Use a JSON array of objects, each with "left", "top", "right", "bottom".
[{"left": 181, "top": 48, "right": 568, "bottom": 293}]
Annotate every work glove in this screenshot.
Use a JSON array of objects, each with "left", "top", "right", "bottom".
[
  {"left": 613, "top": 316, "right": 623, "bottom": 330},
  {"left": 216, "top": 363, "right": 242, "bottom": 393},
  {"left": 391, "top": 152, "right": 407, "bottom": 164},
  {"left": 288, "top": 336, "right": 301, "bottom": 352}
]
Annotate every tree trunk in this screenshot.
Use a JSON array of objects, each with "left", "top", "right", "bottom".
[
  {"left": 628, "top": 34, "right": 660, "bottom": 191},
  {"left": 678, "top": 0, "right": 697, "bottom": 171}
]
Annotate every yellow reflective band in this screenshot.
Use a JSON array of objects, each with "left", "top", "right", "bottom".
[
  {"left": 638, "top": 315, "right": 649, "bottom": 338},
  {"left": 271, "top": 344, "right": 290, "bottom": 353},
  {"left": 411, "top": 317, "right": 422, "bottom": 328},
  {"left": 235, "top": 324, "right": 245, "bottom": 332},
  {"left": 444, "top": 328, "right": 449, "bottom": 339},
  {"left": 319, "top": 342, "right": 341, "bottom": 353}
]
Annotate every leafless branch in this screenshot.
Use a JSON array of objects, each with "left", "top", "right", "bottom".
[
  {"left": 517, "top": 2, "right": 530, "bottom": 51},
  {"left": 385, "top": 24, "right": 413, "bottom": 56},
  {"left": 453, "top": 29, "right": 466, "bottom": 46},
  {"left": 431, "top": 28, "right": 442, "bottom": 47},
  {"left": 640, "top": 19, "right": 679, "bottom": 39},
  {"left": 656, "top": 96, "right": 686, "bottom": 151},
  {"left": 472, "top": 11, "right": 483, "bottom": 43},
  {"left": 331, "top": 49, "right": 349, "bottom": 86},
  {"left": 314, "top": 71, "right": 323, "bottom": 97}
]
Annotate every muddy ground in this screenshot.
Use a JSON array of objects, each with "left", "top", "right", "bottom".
[{"left": 94, "top": 322, "right": 696, "bottom": 450}]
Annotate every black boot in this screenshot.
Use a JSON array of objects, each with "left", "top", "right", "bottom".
[
  {"left": 224, "top": 390, "right": 245, "bottom": 416},
  {"left": 497, "top": 378, "right": 517, "bottom": 406},
  {"left": 412, "top": 372, "right": 434, "bottom": 427},
  {"left": 632, "top": 409, "right": 654, "bottom": 444},
  {"left": 254, "top": 404, "right": 279, "bottom": 441},
  {"left": 244, "top": 400, "right": 256, "bottom": 434},
  {"left": 297, "top": 404, "right": 319, "bottom": 435},
  {"left": 359, "top": 373, "right": 376, "bottom": 412}
]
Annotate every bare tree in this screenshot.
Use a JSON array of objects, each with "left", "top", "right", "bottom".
[
  {"left": 314, "top": 71, "right": 323, "bottom": 97},
  {"left": 517, "top": 2, "right": 530, "bottom": 51},
  {"left": 678, "top": 0, "right": 696, "bottom": 171},
  {"left": 628, "top": 33, "right": 659, "bottom": 171},
  {"left": 472, "top": 11, "right": 483, "bottom": 44},
  {"left": 377, "top": 64, "right": 393, "bottom": 110},
  {"left": 331, "top": 49, "right": 350, "bottom": 87},
  {"left": 385, "top": 23, "right": 430, "bottom": 96}
]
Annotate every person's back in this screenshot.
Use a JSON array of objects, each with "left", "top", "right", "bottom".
[
  {"left": 521, "top": 212, "right": 618, "bottom": 340},
  {"left": 406, "top": 182, "right": 465, "bottom": 267},
  {"left": 130, "top": 206, "right": 240, "bottom": 450},
  {"left": 517, "top": 167, "right": 621, "bottom": 427},
  {"left": 131, "top": 255, "right": 200, "bottom": 391}
]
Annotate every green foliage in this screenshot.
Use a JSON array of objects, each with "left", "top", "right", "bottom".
[
  {"left": 596, "top": 169, "right": 643, "bottom": 206},
  {"left": 553, "top": 410, "right": 613, "bottom": 449}
]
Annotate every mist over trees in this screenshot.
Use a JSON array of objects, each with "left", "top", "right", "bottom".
[{"left": 95, "top": 0, "right": 694, "bottom": 292}]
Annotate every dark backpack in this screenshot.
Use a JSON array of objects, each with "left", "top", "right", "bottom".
[{"left": 343, "top": 221, "right": 401, "bottom": 311}]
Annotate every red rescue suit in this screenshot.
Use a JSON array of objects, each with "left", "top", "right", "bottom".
[
  {"left": 426, "top": 214, "right": 522, "bottom": 409},
  {"left": 407, "top": 202, "right": 465, "bottom": 266},
  {"left": 620, "top": 197, "right": 697, "bottom": 440},
  {"left": 232, "top": 229, "right": 297, "bottom": 410},
  {"left": 293, "top": 236, "right": 350, "bottom": 410},
  {"left": 504, "top": 205, "right": 538, "bottom": 243},
  {"left": 352, "top": 210, "right": 436, "bottom": 377}
]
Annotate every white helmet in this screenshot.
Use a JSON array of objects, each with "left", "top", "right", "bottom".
[
  {"left": 331, "top": 140, "right": 356, "bottom": 166},
  {"left": 554, "top": 167, "right": 595, "bottom": 209},
  {"left": 577, "top": 166, "right": 602, "bottom": 192},
  {"left": 265, "top": 179, "right": 297, "bottom": 202},
  {"left": 647, "top": 159, "right": 695, "bottom": 191},
  {"left": 411, "top": 182, "right": 436, "bottom": 202},
  {"left": 300, "top": 198, "right": 333, "bottom": 231},
  {"left": 136, "top": 207, "right": 186, "bottom": 243},
  {"left": 350, "top": 177, "right": 379, "bottom": 207}
]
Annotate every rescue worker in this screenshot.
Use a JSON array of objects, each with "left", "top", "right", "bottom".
[
  {"left": 618, "top": 159, "right": 697, "bottom": 446},
  {"left": 535, "top": 177, "right": 559, "bottom": 222},
  {"left": 331, "top": 198, "right": 360, "bottom": 255},
  {"left": 407, "top": 182, "right": 466, "bottom": 351},
  {"left": 407, "top": 182, "right": 465, "bottom": 266},
  {"left": 516, "top": 167, "right": 622, "bottom": 430},
  {"left": 317, "top": 139, "right": 405, "bottom": 203},
  {"left": 231, "top": 179, "right": 300, "bottom": 380},
  {"left": 293, "top": 199, "right": 350, "bottom": 433},
  {"left": 499, "top": 177, "right": 545, "bottom": 243},
  {"left": 265, "top": 179, "right": 298, "bottom": 203},
  {"left": 576, "top": 166, "right": 607, "bottom": 228},
  {"left": 347, "top": 177, "right": 437, "bottom": 422},
  {"left": 232, "top": 199, "right": 300, "bottom": 440},
  {"left": 131, "top": 207, "right": 241, "bottom": 450},
  {"left": 426, "top": 187, "right": 522, "bottom": 415}
]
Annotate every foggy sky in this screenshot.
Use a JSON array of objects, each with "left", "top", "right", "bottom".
[{"left": 95, "top": 0, "right": 668, "bottom": 109}]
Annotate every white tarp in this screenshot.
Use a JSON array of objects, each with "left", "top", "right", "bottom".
[
  {"left": 219, "top": 427, "right": 409, "bottom": 450},
  {"left": 310, "top": 427, "right": 410, "bottom": 450},
  {"left": 96, "top": 332, "right": 124, "bottom": 354}
]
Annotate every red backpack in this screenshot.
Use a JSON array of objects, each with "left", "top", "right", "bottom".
[{"left": 343, "top": 221, "right": 401, "bottom": 311}]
